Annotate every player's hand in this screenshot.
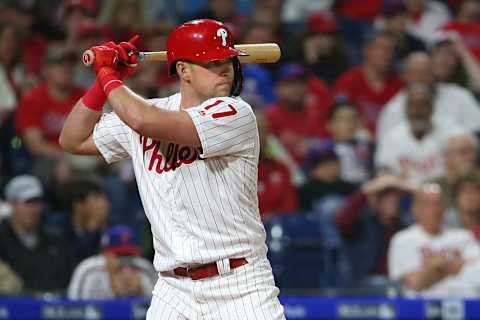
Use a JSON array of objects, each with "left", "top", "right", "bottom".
[
  {"left": 90, "top": 44, "right": 119, "bottom": 75},
  {"left": 104, "top": 35, "right": 141, "bottom": 80}
]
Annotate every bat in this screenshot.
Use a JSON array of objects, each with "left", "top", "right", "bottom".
[{"left": 82, "top": 43, "right": 281, "bottom": 66}]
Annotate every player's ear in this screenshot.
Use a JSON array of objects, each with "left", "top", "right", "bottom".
[{"left": 176, "top": 61, "right": 192, "bottom": 82}]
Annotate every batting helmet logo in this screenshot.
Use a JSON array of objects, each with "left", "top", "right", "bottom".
[{"left": 216, "top": 28, "right": 228, "bottom": 46}]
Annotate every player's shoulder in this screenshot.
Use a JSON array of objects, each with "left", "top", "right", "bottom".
[
  {"left": 199, "top": 96, "right": 254, "bottom": 116},
  {"left": 148, "top": 93, "right": 181, "bottom": 111}
]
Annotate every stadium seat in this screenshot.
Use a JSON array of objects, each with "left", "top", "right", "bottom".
[{"left": 264, "top": 214, "right": 326, "bottom": 290}]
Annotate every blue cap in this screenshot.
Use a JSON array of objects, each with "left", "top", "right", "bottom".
[
  {"left": 277, "top": 63, "right": 309, "bottom": 82},
  {"left": 304, "top": 140, "right": 338, "bottom": 171},
  {"left": 101, "top": 225, "right": 140, "bottom": 256}
]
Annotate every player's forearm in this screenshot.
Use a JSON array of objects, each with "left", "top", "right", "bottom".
[
  {"left": 107, "top": 86, "right": 200, "bottom": 146},
  {"left": 59, "top": 99, "right": 102, "bottom": 155}
]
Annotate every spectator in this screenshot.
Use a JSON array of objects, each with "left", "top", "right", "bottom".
[
  {"left": 0, "top": 23, "right": 28, "bottom": 179},
  {"left": 374, "top": 2, "right": 426, "bottom": 61},
  {"left": 335, "top": 174, "right": 413, "bottom": 283},
  {"left": 375, "top": 83, "right": 452, "bottom": 185},
  {"left": 301, "top": 11, "right": 351, "bottom": 85},
  {"left": 68, "top": 225, "right": 156, "bottom": 300},
  {"left": 405, "top": 0, "right": 451, "bottom": 46},
  {"left": 429, "top": 33, "right": 480, "bottom": 95},
  {"left": 333, "top": 30, "right": 403, "bottom": 135},
  {"left": 266, "top": 63, "right": 333, "bottom": 163},
  {"left": 453, "top": 171, "right": 480, "bottom": 240},
  {"left": 73, "top": 21, "right": 106, "bottom": 88},
  {"left": 298, "top": 141, "right": 356, "bottom": 212},
  {"left": 144, "top": 24, "right": 179, "bottom": 98},
  {"left": 432, "top": 129, "right": 478, "bottom": 227},
  {"left": 257, "top": 111, "right": 298, "bottom": 220},
  {"left": 98, "top": 0, "right": 146, "bottom": 43},
  {"left": 325, "top": 101, "right": 373, "bottom": 184},
  {"left": 0, "top": 175, "right": 74, "bottom": 294},
  {"left": 1, "top": 2, "right": 48, "bottom": 82},
  {"left": 334, "top": 0, "right": 381, "bottom": 64},
  {"left": 388, "top": 183, "right": 480, "bottom": 298},
  {"left": 63, "top": 178, "right": 110, "bottom": 263},
  {"left": 378, "top": 52, "right": 480, "bottom": 139},
  {"left": 238, "top": 20, "right": 277, "bottom": 107},
  {"left": 57, "top": 0, "right": 98, "bottom": 53},
  {"left": 15, "top": 45, "right": 85, "bottom": 180},
  {"left": 442, "top": 0, "right": 480, "bottom": 61},
  {"left": 281, "top": 0, "right": 333, "bottom": 28},
  {"left": 0, "top": 23, "right": 22, "bottom": 119},
  {"left": 199, "top": 0, "right": 245, "bottom": 37},
  {"left": 0, "top": 259, "right": 23, "bottom": 295}
]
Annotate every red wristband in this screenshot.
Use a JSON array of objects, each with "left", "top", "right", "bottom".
[
  {"left": 97, "top": 67, "right": 124, "bottom": 96},
  {"left": 82, "top": 81, "right": 106, "bottom": 111}
]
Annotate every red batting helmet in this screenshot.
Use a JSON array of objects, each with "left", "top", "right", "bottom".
[{"left": 167, "top": 19, "right": 247, "bottom": 96}]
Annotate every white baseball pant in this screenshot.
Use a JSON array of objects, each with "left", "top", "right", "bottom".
[{"left": 146, "top": 257, "right": 285, "bottom": 319}]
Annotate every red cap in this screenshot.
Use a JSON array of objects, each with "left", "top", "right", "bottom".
[
  {"left": 307, "top": 11, "right": 338, "bottom": 33},
  {"left": 166, "top": 19, "right": 248, "bottom": 75}
]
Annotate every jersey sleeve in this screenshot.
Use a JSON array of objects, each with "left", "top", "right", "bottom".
[
  {"left": 185, "top": 97, "right": 257, "bottom": 158},
  {"left": 93, "top": 112, "right": 132, "bottom": 163}
]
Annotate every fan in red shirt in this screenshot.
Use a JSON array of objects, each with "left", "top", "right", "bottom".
[
  {"left": 266, "top": 63, "right": 333, "bottom": 164},
  {"left": 442, "top": 0, "right": 480, "bottom": 61},
  {"left": 257, "top": 111, "right": 298, "bottom": 220},
  {"left": 333, "top": 30, "right": 403, "bottom": 135},
  {"left": 16, "top": 46, "right": 85, "bottom": 160}
]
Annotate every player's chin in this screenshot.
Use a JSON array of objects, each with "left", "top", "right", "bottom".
[{"left": 215, "top": 85, "right": 231, "bottom": 97}]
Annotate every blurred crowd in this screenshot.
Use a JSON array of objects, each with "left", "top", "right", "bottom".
[{"left": 2, "top": 0, "right": 480, "bottom": 300}]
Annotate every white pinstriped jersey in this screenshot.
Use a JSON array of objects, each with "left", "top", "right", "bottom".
[{"left": 93, "top": 93, "right": 267, "bottom": 273}]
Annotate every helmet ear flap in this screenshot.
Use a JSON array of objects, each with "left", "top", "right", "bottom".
[{"left": 230, "top": 57, "right": 243, "bottom": 97}]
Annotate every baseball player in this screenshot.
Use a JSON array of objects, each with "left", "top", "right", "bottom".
[{"left": 60, "top": 19, "right": 285, "bottom": 319}]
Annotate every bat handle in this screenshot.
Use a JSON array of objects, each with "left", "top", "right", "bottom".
[
  {"left": 82, "top": 49, "right": 95, "bottom": 66},
  {"left": 81, "top": 50, "right": 146, "bottom": 67}
]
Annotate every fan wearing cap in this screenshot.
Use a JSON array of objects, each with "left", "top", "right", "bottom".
[
  {"left": 60, "top": 19, "right": 285, "bottom": 319},
  {"left": 68, "top": 225, "right": 156, "bottom": 300},
  {"left": 301, "top": 11, "right": 351, "bottom": 85},
  {"left": 266, "top": 63, "right": 333, "bottom": 164},
  {"left": 0, "top": 175, "right": 74, "bottom": 295}
]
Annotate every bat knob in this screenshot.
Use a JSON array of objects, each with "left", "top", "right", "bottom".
[{"left": 82, "top": 50, "right": 95, "bottom": 66}]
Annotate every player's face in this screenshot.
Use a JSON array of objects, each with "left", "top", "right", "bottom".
[{"left": 188, "top": 58, "right": 234, "bottom": 98}]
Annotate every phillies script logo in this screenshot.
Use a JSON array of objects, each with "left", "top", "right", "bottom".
[{"left": 140, "top": 135, "right": 202, "bottom": 174}]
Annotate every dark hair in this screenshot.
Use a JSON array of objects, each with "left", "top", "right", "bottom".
[
  {"left": 327, "top": 100, "right": 356, "bottom": 120},
  {"left": 64, "top": 178, "right": 104, "bottom": 212}
]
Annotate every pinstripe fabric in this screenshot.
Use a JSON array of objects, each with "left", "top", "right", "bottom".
[
  {"left": 93, "top": 93, "right": 284, "bottom": 318},
  {"left": 147, "top": 257, "right": 285, "bottom": 320}
]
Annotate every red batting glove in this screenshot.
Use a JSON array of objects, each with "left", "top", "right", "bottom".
[
  {"left": 90, "top": 45, "right": 123, "bottom": 96},
  {"left": 113, "top": 35, "right": 141, "bottom": 79},
  {"left": 90, "top": 45, "right": 119, "bottom": 74}
]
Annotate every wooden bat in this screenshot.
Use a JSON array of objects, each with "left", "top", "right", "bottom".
[{"left": 82, "top": 43, "right": 281, "bottom": 66}]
